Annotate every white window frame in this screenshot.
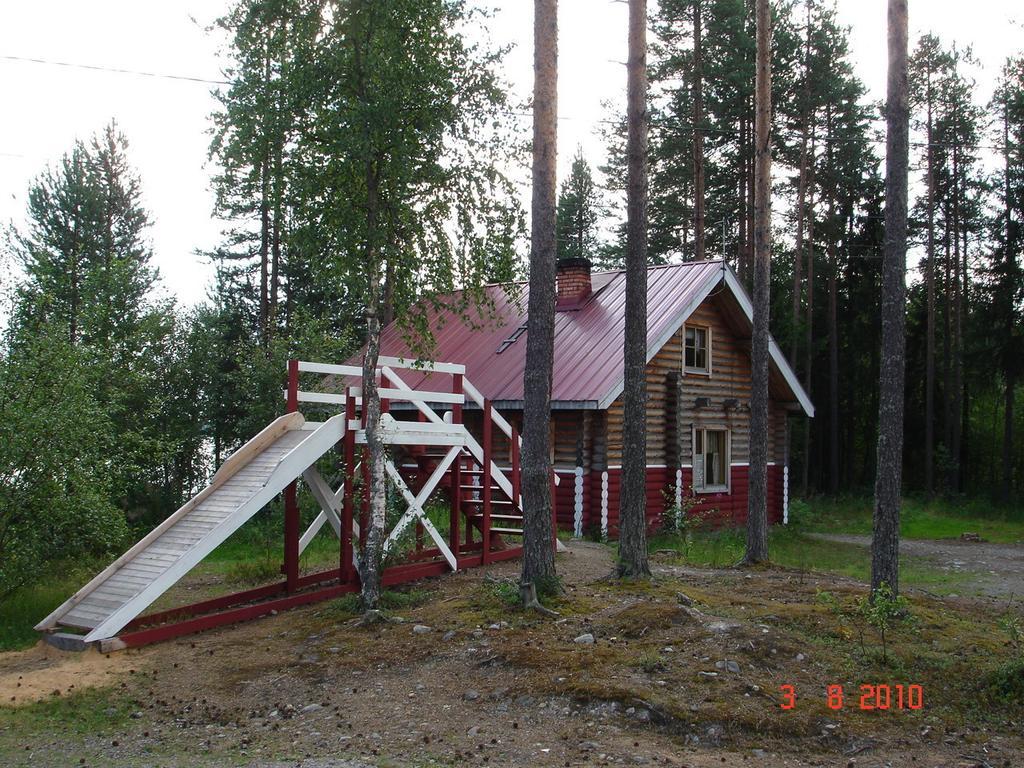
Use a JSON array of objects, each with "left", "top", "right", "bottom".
[
  {"left": 683, "top": 324, "right": 712, "bottom": 376},
  {"left": 692, "top": 425, "right": 730, "bottom": 494}
]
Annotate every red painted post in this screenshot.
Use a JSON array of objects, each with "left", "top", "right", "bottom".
[
  {"left": 452, "top": 374, "right": 463, "bottom": 424},
  {"left": 450, "top": 451, "right": 461, "bottom": 560},
  {"left": 341, "top": 390, "right": 356, "bottom": 583},
  {"left": 482, "top": 399, "right": 492, "bottom": 564},
  {"left": 284, "top": 359, "right": 300, "bottom": 592},
  {"left": 286, "top": 359, "right": 299, "bottom": 413},
  {"left": 450, "top": 372, "right": 464, "bottom": 560},
  {"left": 380, "top": 371, "right": 390, "bottom": 415}
]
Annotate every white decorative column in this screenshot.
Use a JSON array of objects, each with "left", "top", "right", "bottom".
[
  {"left": 600, "top": 470, "right": 609, "bottom": 541},
  {"left": 573, "top": 466, "right": 584, "bottom": 538},
  {"left": 783, "top": 465, "right": 790, "bottom": 525}
]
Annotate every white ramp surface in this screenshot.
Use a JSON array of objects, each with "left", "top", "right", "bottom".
[{"left": 36, "top": 412, "right": 345, "bottom": 643}]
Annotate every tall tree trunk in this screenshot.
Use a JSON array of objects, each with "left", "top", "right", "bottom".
[
  {"left": 1003, "top": 375, "right": 1015, "bottom": 502},
  {"left": 259, "top": 155, "right": 271, "bottom": 347},
  {"left": 872, "top": 0, "right": 909, "bottom": 597},
  {"left": 790, "top": 0, "right": 812, "bottom": 366},
  {"left": 269, "top": 140, "right": 283, "bottom": 346},
  {"left": 520, "top": 0, "right": 559, "bottom": 594},
  {"left": 924, "top": 70, "right": 936, "bottom": 497},
  {"left": 257, "top": 36, "right": 272, "bottom": 347},
  {"left": 746, "top": 102, "right": 756, "bottom": 285},
  {"left": 692, "top": 0, "right": 706, "bottom": 261},
  {"left": 1000, "top": 97, "right": 1015, "bottom": 503},
  {"left": 737, "top": 117, "right": 747, "bottom": 277},
  {"left": 825, "top": 103, "right": 839, "bottom": 496},
  {"left": 358, "top": 154, "right": 386, "bottom": 614},
  {"left": 950, "top": 138, "right": 963, "bottom": 492},
  {"left": 618, "top": 0, "right": 652, "bottom": 578},
  {"left": 801, "top": 127, "right": 817, "bottom": 497},
  {"left": 960, "top": 205, "right": 970, "bottom": 491},
  {"left": 942, "top": 211, "right": 952, "bottom": 461},
  {"left": 744, "top": 0, "right": 772, "bottom": 564},
  {"left": 828, "top": 219, "right": 839, "bottom": 495}
]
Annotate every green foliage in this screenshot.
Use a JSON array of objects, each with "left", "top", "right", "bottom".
[
  {"left": 0, "top": 327, "right": 126, "bottom": 598},
  {"left": 817, "top": 583, "right": 911, "bottom": 664},
  {"left": 658, "top": 484, "right": 712, "bottom": 558},
  {"left": 556, "top": 149, "right": 603, "bottom": 263}
]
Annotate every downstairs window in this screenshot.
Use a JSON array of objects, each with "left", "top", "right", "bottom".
[{"left": 693, "top": 427, "right": 729, "bottom": 493}]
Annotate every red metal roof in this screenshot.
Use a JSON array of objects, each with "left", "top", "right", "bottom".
[{"left": 371, "top": 259, "right": 730, "bottom": 407}]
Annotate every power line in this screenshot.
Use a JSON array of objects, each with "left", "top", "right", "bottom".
[
  {"left": 2, "top": 54, "right": 1010, "bottom": 153},
  {"left": 0, "top": 54, "right": 229, "bottom": 86}
]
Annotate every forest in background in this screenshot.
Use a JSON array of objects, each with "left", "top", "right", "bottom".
[{"left": 1, "top": 0, "right": 1022, "bottom": 598}]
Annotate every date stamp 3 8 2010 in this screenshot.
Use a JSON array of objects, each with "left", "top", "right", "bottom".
[{"left": 779, "top": 684, "right": 924, "bottom": 711}]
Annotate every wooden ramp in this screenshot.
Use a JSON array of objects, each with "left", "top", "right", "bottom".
[{"left": 36, "top": 412, "right": 346, "bottom": 644}]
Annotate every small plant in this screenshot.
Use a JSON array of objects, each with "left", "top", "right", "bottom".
[
  {"left": 857, "top": 583, "right": 910, "bottom": 664},
  {"left": 484, "top": 576, "right": 522, "bottom": 607},
  {"left": 988, "top": 614, "right": 1024, "bottom": 703},
  {"left": 998, "top": 614, "right": 1023, "bottom": 657},
  {"left": 817, "top": 585, "right": 910, "bottom": 663},
  {"left": 660, "top": 484, "right": 712, "bottom": 559},
  {"left": 635, "top": 652, "right": 664, "bottom": 674}
]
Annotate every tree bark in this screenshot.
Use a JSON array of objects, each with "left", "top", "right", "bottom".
[
  {"left": 1003, "top": 374, "right": 1015, "bottom": 502},
  {"left": 826, "top": 103, "right": 839, "bottom": 496},
  {"left": 950, "top": 134, "right": 963, "bottom": 493},
  {"left": 871, "top": 0, "right": 909, "bottom": 597},
  {"left": 801, "top": 126, "right": 816, "bottom": 497},
  {"left": 828, "top": 219, "right": 839, "bottom": 495},
  {"left": 358, "top": 153, "right": 387, "bottom": 613},
  {"left": 520, "top": 0, "right": 559, "bottom": 593},
  {"left": 790, "top": 0, "right": 813, "bottom": 368},
  {"left": 692, "top": 0, "right": 706, "bottom": 261},
  {"left": 617, "top": 0, "right": 652, "bottom": 578},
  {"left": 744, "top": 0, "right": 771, "bottom": 564},
  {"left": 924, "top": 66, "right": 936, "bottom": 497}
]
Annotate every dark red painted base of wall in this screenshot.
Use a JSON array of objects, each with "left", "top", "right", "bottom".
[{"left": 559, "top": 464, "right": 784, "bottom": 538}]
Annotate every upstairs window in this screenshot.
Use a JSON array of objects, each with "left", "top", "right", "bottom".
[
  {"left": 693, "top": 427, "right": 729, "bottom": 493},
  {"left": 684, "top": 325, "right": 711, "bottom": 374}
]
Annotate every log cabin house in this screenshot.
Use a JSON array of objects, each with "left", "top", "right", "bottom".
[{"left": 377, "top": 257, "right": 814, "bottom": 538}]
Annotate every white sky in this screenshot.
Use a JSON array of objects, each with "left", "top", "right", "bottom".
[{"left": 0, "top": 1, "right": 1020, "bottom": 308}]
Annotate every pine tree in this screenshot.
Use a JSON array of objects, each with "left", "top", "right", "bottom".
[
  {"left": 744, "top": 0, "right": 772, "bottom": 564},
  {"left": 556, "top": 149, "right": 601, "bottom": 263},
  {"left": 872, "top": 0, "right": 909, "bottom": 597},
  {"left": 521, "top": 0, "right": 560, "bottom": 598},
  {"left": 618, "top": 0, "right": 652, "bottom": 579}
]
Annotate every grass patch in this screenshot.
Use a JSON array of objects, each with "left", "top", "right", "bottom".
[
  {"left": 0, "top": 686, "right": 131, "bottom": 734},
  {"left": 649, "top": 525, "right": 967, "bottom": 592},
  {"left": 0, "top": 559, "right": 108, "bottom": 651},
  {"left": 324, "top": 588, "right": 435, "bottom": 618},
  {"left": 793, "top": 495, "right": 1024, "bottom": 543}
]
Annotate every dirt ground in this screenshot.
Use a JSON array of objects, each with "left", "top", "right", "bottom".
[
  {"left": 1, "top": 541, "right": 1022, "bottom": 768},
  {"left": 809, "top": 533, "right": 1024, "bottom": 599}
]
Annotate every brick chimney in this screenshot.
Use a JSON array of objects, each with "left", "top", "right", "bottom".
[{"left": 555, "top": 257, "right": 593, "bottom": 309}]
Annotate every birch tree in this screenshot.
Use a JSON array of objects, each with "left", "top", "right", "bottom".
[{"left": 293, "top": 0, "right": 522, "bottom": 613}]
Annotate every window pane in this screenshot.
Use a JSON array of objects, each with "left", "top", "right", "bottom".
[
  {"left": 685, "top": 327, "right": 708, "bottom": 371},
  {"left": 705, "top": 430, "right": 726, "bottom": 487}
]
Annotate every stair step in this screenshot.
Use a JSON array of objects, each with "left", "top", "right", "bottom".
[{"left": 489, "top": 527, "right": 524, "bottom": 535}]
